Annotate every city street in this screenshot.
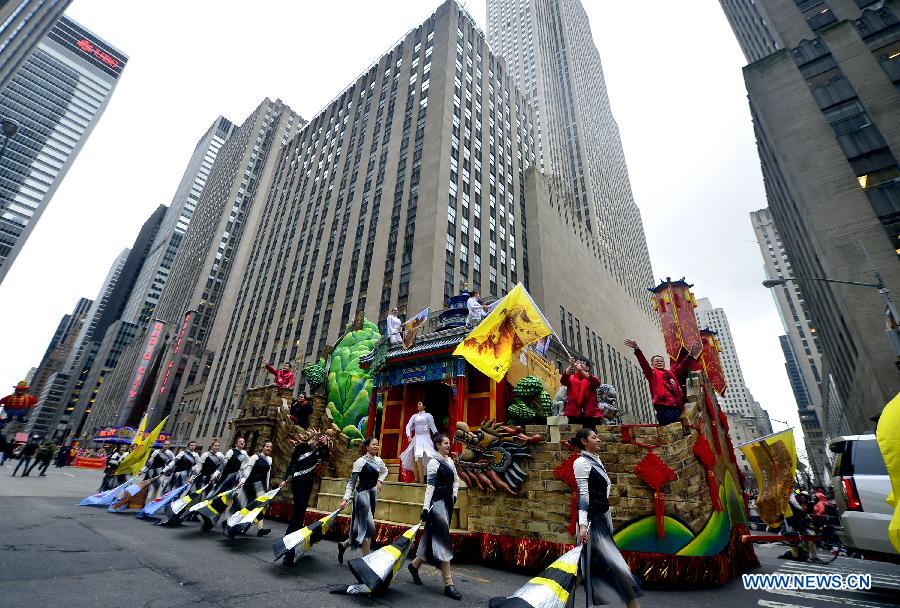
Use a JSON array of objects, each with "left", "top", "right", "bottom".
[{"left": 0, "top": 466, "right": 897, "bottom": 608}]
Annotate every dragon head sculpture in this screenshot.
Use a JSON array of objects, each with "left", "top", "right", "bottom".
[{"left": 453, "top": 419, "right": 542, "bottom": 495}]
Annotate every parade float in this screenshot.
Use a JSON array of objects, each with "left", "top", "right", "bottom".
[{"left": 229, "top": 280, "right": 758, "bottom": 584}]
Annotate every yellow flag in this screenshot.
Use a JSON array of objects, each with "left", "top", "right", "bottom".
[
  {"left": 875, "top": 392, "right": 900, "bottom": 552},
  {"left": 131, "top": 414, "right": 148, "bottom": 447},
  {"left": 452, "top": 283, "right": 552, "bottom": 382},
  {"left": 115, "top": 417, "right": 167, "bottom": 476},
  {"left": 739, "top": 429, "right": 797, "bottom": 528}
]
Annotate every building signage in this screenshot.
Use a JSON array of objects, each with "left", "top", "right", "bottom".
[
  {"left": 127, "top": 321, "right": 165, "bottom": 400},
  {"left": 159, "top": 311, "right": 193, "bottom": 395},
  {"left": 386, "top": 361, "right": 453, "bottom": 386},
  {"left": 75, "top": 38, "right": 120, "bottom": 70}
]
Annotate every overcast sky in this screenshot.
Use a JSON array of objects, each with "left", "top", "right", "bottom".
[{"left": 0, "top": 1, "right": 804, "bottom": 457}]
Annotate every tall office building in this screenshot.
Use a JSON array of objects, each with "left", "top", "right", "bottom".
[
  {"left": 751, "top": 208, "right": 829, "bottom": 480},
  {"left": 0, "top": 16, "right": 127, "bottom": 283},
  {"left": 27, "top": 296, "right": 91, "bottom": 402},
  {"left": 185, "top": 0, "right": 661, "bottom": 448},
  {"left": 82, "top": 99, "right": 303, "bottom": 438},
  {"left": 0, "top": 0, "right": 72, "bottom": 91},
  {"left": 486, "top": 0, "right": 657, "bottom": 322},
  {"left": 29, "top": 371, "right": 69, "bottom": 438},
  {"left": 696, "top": 298, "right": 758, "bottom": 418},
  {"left": 54, "top": 206, "right": 166, "bottom": 438},
  {"left": 121, "top": 117, "right": 234, "bottom": 326},
  {"left": 696, "top": 297, "right": 772, "bottom": 469},
  {"left": 719, "top": 0, "right": 900, "bottom": 433}
]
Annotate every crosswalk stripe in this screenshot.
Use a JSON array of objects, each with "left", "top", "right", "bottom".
[
  {"left": 759, "top": 599, "right": 813, "bottom": 608},
  {"left": 766, "top": 589, "right": 898, "bottom": 608},
  {"left": 777, "top": 564, "right": 900, "bottom": 587},
  {"left": 779, "top": 562, "right": 900, "bottom": 580}
]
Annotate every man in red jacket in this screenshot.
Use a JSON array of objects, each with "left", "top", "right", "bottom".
[
  {"left": 624, "top": 339, "right": 692, "bottom": 425},
  {"left": 261, "top": 358, "right": 295, "bottom": 390},
  {"left": 560, "top": 357, "right": 603, "bottom": 420}
]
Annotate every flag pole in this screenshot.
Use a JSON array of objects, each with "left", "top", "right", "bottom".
[
  {"left": 518, "top": 282, "right": 574, "bottom": 360},
  {"left": 734, "top": 427, "right": 795, "bottom": 448}
]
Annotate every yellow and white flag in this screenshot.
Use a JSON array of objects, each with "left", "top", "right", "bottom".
[
  {"left": 115, "top": 417, "right": 167, "bottom": 477},
  {"left": 739, "top": 428, "right": 797, "bottom": 528},
  {"left": 453, "top": 283, "right": 552, "bottom": 382}
]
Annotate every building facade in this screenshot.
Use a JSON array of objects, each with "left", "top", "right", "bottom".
[
  {"left": 28, "top": 371, "right": 69, "bottom": 438},
  {"left": 55, "top": 206, "right": 166, "bottom": 438},
  {"left": 121, "top": 117, "right": 234, "bottom": 326},
  {"left": 720, "top": 0, "right": 900, "bottom": 434},
  {"left": 486, "top": 0, "right": 658, "bottom": 326},
  {"left": 0, "top": 15, "right": 126, "bottom": 282},
  {"left": 82, "top": 99, "right": 304, "bottom": 439},
  {"left": 27, "top": 296, "right": 91, "bottom": 403},
  {"left": 751, "top": 207, "right": 829, "bottom": 481},
  {"left": 0, "top": 0, "right": 72, "bottom": 91}
]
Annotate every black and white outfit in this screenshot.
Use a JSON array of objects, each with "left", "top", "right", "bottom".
[
  {"left": 161, "top": 449, "right": 199, "bottom": 493},
  {"left": 417, "top": 454, "right": 458, "bottom": 565},
  {"left": 281, "top": 441, "right": 330, "bottom": 561},
  {"left": 575, "top": 451, "right": 643, "bottom": 607},
  {"left": 342, "top": 453, "right": 389, "bottom": 550},
  {"left": 211, "top": 447, "right": 248, "bottom": 496},
  {"left": 236, "top": 452, "right": 272, "bottom": 512},
  {"left": 784, "top": 494, "right": 814, "bottom": 543},
  {"left": 99, "top": 450, "right": 126, "bottom": 491},
  {"left": 141, "top": 447, "right": 174, "bottom": 498},
  {"left": 191, "top": 450, "right": 224, "bottom": 493}
]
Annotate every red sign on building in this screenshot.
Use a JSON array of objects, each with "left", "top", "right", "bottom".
[
  {"left": 75, "top": 37, "right": 120, "bottom": 69},
  {"left": 128, "top": 321, "right": 165, "bottom": 400}
]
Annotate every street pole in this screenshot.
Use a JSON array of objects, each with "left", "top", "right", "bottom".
[{"left": 763, "top": 273, "right": 900, "bottom": 367}]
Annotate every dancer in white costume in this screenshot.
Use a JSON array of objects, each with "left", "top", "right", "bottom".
[{"left": 400, "top": 401, "right": 438, "bottom": 482}]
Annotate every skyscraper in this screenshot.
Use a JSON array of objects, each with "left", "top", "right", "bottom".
[
  {"left": 187, "top": 0, "right": 661, "bottom": 448},
  {"left": 0, "top": 15, "right": 127, "bottom": 282},
  {"left": 26, "top": 296, "right": 91, "bottom": 404},
  {"left": 719, "top": 0, "right": 900, "bottom": 433},
  {"left": 696, "top": 297, "right": 772, "bottom": 469},
  {"left": 54, "top": 205, "right": 166, "bottom": 438},
  {"left": 696, "top": 298, "right": 758, "bottom": 419},
  {"left": 751, "top": 208, "right": 830, "bottom": 481},
  {"left": 486, "top": 0, "right": 657, "bottom": 321},
  {"left": 0, "top": 0, "right": 73, "bottom": 91},
  {"left": 82, "top": 99, "right": 304, "bottom": 437},
  {"left": 57, "top": 119, "right": 234, "bottom": 438},
  {"left": 121, "top": 117, "right": 235, "bottom": 326}
]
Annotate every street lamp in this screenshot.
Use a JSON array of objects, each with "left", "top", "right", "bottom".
[
  {"left": 763, "top": 272, "right": 900, "bottom": 367},
  {"left": 0, "top": 117, "right": 18, "bottom": 161}
]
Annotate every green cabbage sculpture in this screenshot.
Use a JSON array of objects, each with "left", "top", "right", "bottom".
[
  {"left": 508, "top": 375, "right": 553, "bottom": 422},
  {"left": 326, "top": 320, "right": 381, "bottom": 441},
  {"left": 301, "top": 359, "right": 326, "bottom": 387}
]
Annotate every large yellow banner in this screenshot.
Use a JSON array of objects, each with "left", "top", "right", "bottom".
[
  {"left": 876, "top": 392, "right": 900, "bottom": 552},
  {"left": 453, "top": 283, "right": 552, "bottom": 382},
  {"left": 739, "top": 429, "right": 797, "bottom": 528}
]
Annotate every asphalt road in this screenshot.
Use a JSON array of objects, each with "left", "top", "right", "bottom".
[{"left": 0, "top": 465, "right": 898, "bottom": 608}]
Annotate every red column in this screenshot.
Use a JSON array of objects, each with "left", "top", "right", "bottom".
[
  {"left": 451, "top": 374, "right": 466, "bottom": 454},
  {"left": 365, "top": 388, "right": 378, "bottom": 439}
]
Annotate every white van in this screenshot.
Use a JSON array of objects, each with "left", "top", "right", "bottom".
[{"left": 829, "top": 434, "right": 898, "bottom": 558}]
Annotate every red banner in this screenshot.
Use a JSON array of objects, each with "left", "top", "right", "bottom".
[{"left": 650, "top": 279, "right": 702, "bottom": 360}]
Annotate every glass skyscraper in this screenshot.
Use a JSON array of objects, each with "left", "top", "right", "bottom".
[{"left": 0, "top": 15, "right": 127, "bottom": 283}]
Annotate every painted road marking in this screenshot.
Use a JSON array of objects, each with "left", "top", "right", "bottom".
[
  {"left": 765, "top": 588, "right": 898, "bottom": 608},
  {"left": 759, "top": 599, "right": 814, "bottom": 608}
]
